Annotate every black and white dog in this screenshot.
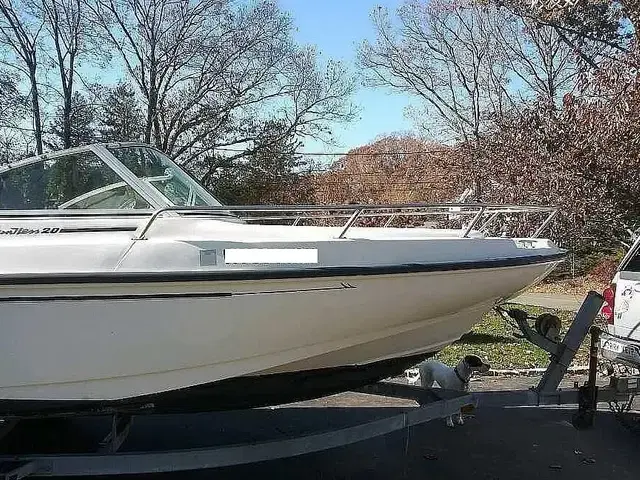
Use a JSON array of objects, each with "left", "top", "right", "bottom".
[{"left": 417, "top": 354, "right": 490, "bottom": 427}]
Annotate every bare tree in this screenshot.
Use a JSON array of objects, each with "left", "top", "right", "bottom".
[
  {"left": 358, "top": 0, "right": 511, "bottom": 196},
  {"left": 49, "top": 90, "right": 96, "bottom": 147},
  {"left": 89, "top": 0, "right": 222, "bottom": 146},
  {"left": 494, "top": 14, "right": 579, "bottom": 105},
  {"left": 497, "top": 0, "right": 633, "bottom": 70},
  {"left": 89, "top": 0, "right": 356, "bottom": 164},
  {"left": 0, "top": 0, "right": 45, "bottom": 154},
  {"left": 39, "top": 0, "right": 94, "bottom": 149},
  {"left": 359, "top": 0, "right": 516, "bottom": 142}
]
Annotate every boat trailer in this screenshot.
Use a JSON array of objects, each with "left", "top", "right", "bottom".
[{"left": 1, "top": 291, "right": 638, "bottom": 479}]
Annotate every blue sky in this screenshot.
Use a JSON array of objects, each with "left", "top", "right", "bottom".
[{"left": 278, "top": 0, "right": 415, "bottom": 153}]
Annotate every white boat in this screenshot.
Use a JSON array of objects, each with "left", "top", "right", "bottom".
[{"left": 0, "top": 143, "right": 565, "bottom": 417}]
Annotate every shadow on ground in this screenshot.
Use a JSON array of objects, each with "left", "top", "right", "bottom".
[{"left": 457, "top": 332, "right": 518, "bottom": 345}]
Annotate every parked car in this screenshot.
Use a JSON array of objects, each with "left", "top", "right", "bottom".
[{"left": 599, "top": 240, "right": 640, "bottom": 368}]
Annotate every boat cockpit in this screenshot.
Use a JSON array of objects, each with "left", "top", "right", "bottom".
[{"left": 0, "top": 143, "right": 223, "bottom": 214}]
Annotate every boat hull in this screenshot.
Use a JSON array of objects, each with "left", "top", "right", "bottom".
[
  {"left": 0, "top": 352, "right": 434, "bottom": 418},
  {"left": 0, "top": 258, "right": 559, "bottom": 405}
]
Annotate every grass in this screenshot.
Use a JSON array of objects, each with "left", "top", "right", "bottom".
[{"left": 433, "top": 304, "right": 604, "bottom": 370}]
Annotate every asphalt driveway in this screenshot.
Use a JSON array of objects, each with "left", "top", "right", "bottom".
[
  {"left": 3, "top": 396, "right": 638, "bottom": 480},
  {"left": 203, "top": 406, "right": 640, "bottom": 480}
]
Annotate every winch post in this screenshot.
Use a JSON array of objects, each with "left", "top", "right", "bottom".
[{"left": 535, "top": 291, "right": 603, "bottom": 393}]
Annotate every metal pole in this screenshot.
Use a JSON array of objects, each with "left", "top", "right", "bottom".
[
  {"left": 587, "top": 326, "right": 601, "bottom": 413},
  {"left": 571, "top": 326, "right": 602, "bottom": 429},
  {"left": 337, "top": 208, "right": 363, "bottom": 239},
  {"left": 461, "top": 207, "right": 485, "bottom": 238},
  {"left": 133, "top": 207, "right": 172, "bottom": 240},
  {"left": 535, "top": 291, "right": 604, "bottom": 393},
  {"left": 384, "top": 213, "right": 397, "bottom": 227},
  {"left": 478, "top": 212, "right": 499, "bottom": 233},
  {"left": 588, "top": 327, "right": 600, "bottom": 387},
  {"left": 532, "top": 209, "right": 558, "bottom": 238}
]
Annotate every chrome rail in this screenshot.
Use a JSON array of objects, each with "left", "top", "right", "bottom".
[
  {"left": 337, "top": 209, "right": 364, "bottom": 239},
  {"left": 478, "top": 212, "right": 500, "bottom": 233},
  {"left": 131, "top": 202, "right": 559, "bottom": 241},
  {"left": 461, "top": 207, "right": 486, "bottom": 238},
  {"left": 532, "top": 209, "right": 559, "bottom": 238}
]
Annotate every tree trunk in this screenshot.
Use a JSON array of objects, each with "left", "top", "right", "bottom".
[
  {"left": 153, "top": 114, "right": 162, "bottom": 150},
  {"left": 62, "top": 56, "right": 75, "bottom": 149},
  {"left": 145, "top": 67, "right": 158, "bottom": 145},
  {"left": 29, "top": 66, "right": 43, "bottom": 155},
  {"left": 473, "top": 132, "right": 482, "bottom": 201},
  {"left": 63, "top": 92, "right": 72, "bottom": 148},
  {"left": 144, "top": 101, "right": 153, "bottom": 144}
]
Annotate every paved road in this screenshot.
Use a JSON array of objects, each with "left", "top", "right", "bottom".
[{"left": 510, "top": 292, "right": 586, "bottom": 311}]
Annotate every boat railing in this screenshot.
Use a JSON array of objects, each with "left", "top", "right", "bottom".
[{"left": 133, "top": 203, "right": 559, "bottom": 240}]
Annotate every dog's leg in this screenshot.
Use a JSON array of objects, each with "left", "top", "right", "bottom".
[
  {"left": 446, "top": 415, "right": 455, "bottom": 428},
  {"left": 455, "top": 412, "right": 464, "bottom": 425}
]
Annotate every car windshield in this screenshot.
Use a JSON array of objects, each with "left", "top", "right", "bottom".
[{"left": 107, "top": 146, "right": 222, "bottom": 207}]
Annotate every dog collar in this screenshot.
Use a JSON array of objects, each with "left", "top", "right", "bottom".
[{"left": 454, "top": 366, "right": 468, "bottom": 384}]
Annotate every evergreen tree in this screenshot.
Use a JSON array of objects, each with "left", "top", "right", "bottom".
[
  {"left": 100, "top": 83, "right": 144, "bottom": 142},
  {"left": 203, "top": 120, "right": 312, "bottom": 205},
  {"left": 50, "top": 92, "right": 96, "bottom": 149}
]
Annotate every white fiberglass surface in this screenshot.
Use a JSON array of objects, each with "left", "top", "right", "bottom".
[
  {"left": 143, "top": 217, "right": 561, "bottom": 248},
  {"left": 0, "top": 261, "right": 555, "bottom": 400}
]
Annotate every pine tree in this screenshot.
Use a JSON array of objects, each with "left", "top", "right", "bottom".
[
  {"left": 50, "top": 92, "right": 96, "bottom": 149},
  {"left": 100, "top": 83, "right": 144, "bottom": 142}
]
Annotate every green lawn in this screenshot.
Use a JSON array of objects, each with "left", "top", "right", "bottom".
[{"left": 433, "top": 305, "right": 603, "bottom": 370}]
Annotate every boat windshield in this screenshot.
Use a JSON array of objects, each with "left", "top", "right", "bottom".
[
  {"left": 107, "top": 146, "right": 221, "bottom": 207},
  {"left": 0, "top": 150, "right": 152, "bottom": 211}
]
